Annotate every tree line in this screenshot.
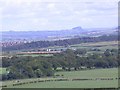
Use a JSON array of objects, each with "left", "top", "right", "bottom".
[{"left": 1, "top": 48, "right": 119, "bottom": 81}]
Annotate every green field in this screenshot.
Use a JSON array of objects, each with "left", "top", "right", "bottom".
[
  {"left": 0, "top": 68, "right": 7, "bottom": 74},
  {"left": 2, "top": 68, "right": 118, "bottom": 88},
  {"left": 17, "top": 54, "right": 53, "bottom": 57},
  {"left": 70, "top": 41, "right": 118, "bottom": 50},
  {"left": 44, "top": 41, "right": 118, "bottom": 53},
  {"left": 5, "top": 80, "right": 118, "bottom": 88},
  {"left": 55, "top": 68, "right": 118, "bottom": 78},
  {"left": 71, "top": 41, "right": 118, "bottom": 47}
]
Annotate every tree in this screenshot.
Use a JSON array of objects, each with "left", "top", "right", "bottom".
[
  {"left": 104, "top": 49, "right": 111, "bottom": 57},
  {"left": 74, "top": 49, "right": 87, "bottom": 55}
]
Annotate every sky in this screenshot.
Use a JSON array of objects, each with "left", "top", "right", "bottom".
[{"left": 0, "top": 0, "right": 119, "bottom": 31}]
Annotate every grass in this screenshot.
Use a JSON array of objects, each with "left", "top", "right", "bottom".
[
  {"left": 55, "top": 68, "right": 118, "bottom": 78},
  {"left": 44, "top": 41, "right": 118, "bottom": 52},
  {"left": 2, "top": 68, "right": 118, "bottom": 88},
  {"left": 6, "top": 80, "right": 118, "bottom": 88},
  {"left": 70, "top": 41, "right": 118, "bottom": 47},
  {"left": 70, "top": 41, "right": 118, "bottom": 51},
  {"left": 17, "top": 54, "right": 53, "bottom": 57},
  {"left": 0, "top": 68, "right": 7, "bottom": 74}
]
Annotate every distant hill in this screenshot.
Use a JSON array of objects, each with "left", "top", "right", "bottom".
[{"left": 1, "top": 26, "right": 117, "bottom": 42}]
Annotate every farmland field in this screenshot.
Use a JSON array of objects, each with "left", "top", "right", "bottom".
[
  {"left": 2, "top": 68, "right": 118, "bottom": 88},
  {"left": 0, "top": 68, "right": 7, "bottom": 74},
  {"left": 45, "top": 41, "right": 118, "bottom": 52},
  {"left": 5, "top": 80, "right": 118, "bottom": 88},
  {"left": 70, "top": 41, "right": 118, "bottom": 50},
  {"left": 2, "top": 41, "right": 118, "bottom": 56},
  {"left": 17, "top": 54, "right": 53, "bottom": 57},
  {"left": 55, "top": 68, "right": 118, "bottom": 78}
]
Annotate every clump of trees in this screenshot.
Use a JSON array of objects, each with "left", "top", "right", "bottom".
[
  {"left": 2, "top": 57, "right": 54, "bottom": 80},
  {"left": 1, "top": 48, "right": 119, "bottom": 81}
]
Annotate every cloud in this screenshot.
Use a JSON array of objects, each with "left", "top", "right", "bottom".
[
  {"left": 47, "top": 3, "right": 56, "bottom": 9},
  {"left": 1, "top": 0, "right": 119, "bottom": 31}
]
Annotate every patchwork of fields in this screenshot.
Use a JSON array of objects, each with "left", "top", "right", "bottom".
[
  {"left": 2, "top": 41, "right": 118, "bottom": 57},
  {"left": 2, "top": 68, "right": 118, "bottom": 88},
  {"left": 1, "top": 41, "right": 119, "bottom": 88},
  {"left": 14, "top": 41, "right": 118, "bottom": 58},
  {"left": 47, "top": 41, "right": 118, "bottom": 51}
]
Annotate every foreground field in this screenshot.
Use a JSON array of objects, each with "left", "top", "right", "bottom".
[
  {"left": 5, "top": 80, "right": 118, "bottom": 88},
  {"left": 2, "top": 68, "right": 118, "bottom": 88}
]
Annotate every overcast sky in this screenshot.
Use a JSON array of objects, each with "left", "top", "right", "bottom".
[{"left": 0, "top": 0, "right": 119, "bottom": 31}]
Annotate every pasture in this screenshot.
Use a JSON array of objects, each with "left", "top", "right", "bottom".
[
  {"left": 44, "top": 41, "right": 118, "bottom": 53},
  {"left": 70, "top": 41, "right": 118, "bottom": 51},
  {"left": 71, "top": 41, "right": 118, "bottom": 47},
  {"left": 0, "top": 68, "right": 7, "bottom": 74},
  {"left": 55, "top": 68, "right": 118, "bottom": 78},
  {"left": 17, "top": 54, "right": 53, "bottom": 57},
  {"left": 2, "top": 68, "right": 118, "bottom": 88}
]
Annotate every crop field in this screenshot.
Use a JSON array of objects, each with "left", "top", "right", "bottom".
[{"left": 2, "top": 68, "right": 118, "bottom": 88}]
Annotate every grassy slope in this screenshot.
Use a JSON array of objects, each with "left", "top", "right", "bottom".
[
  {"left": 7, "top": 80, "right": 118, "bottom": 88},
  {"left": 3, "top": 68, "right": 118, "bottom": 88},
  {"left": 55, "top": 68, "right": 118, "bottom": 78}
]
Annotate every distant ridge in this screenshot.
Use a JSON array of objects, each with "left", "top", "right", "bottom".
[
  {"left": 72, "top": 26, "right": 82, "bottom": 30},
  {"left": 1, "top": 26, "right": 117, "bottom": 42}
]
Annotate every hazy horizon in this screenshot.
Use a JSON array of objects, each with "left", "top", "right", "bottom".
[
  {"left": 1, "top": 26, "right": 117, "bottom": 32},
  {"left": 0, "top": 0, "right": 118, "bottom": 31}
]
